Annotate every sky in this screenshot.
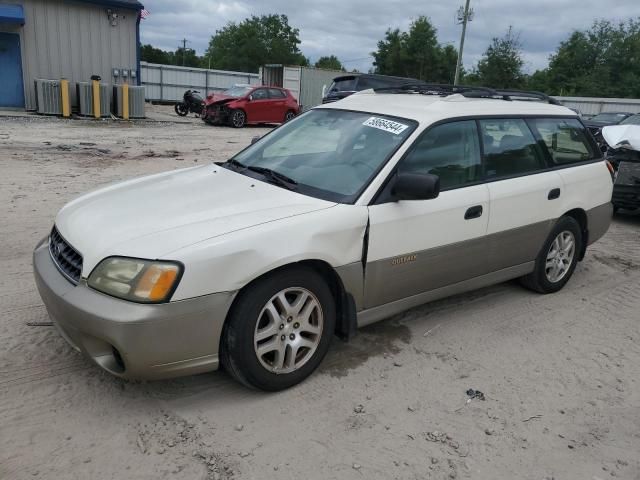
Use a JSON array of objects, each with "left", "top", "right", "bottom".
[{"left": 139, "top": 0, "right": 638, "bottom": 74}]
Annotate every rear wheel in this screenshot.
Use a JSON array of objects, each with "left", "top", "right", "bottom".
[
  {"left": 174, "top": 103, "right": 189, "bottom": 116},
  {"left": 229, "top": 109, "right": 246, "bottom": 128},
  {"left": 520, "top": 216, "right": 582, "bottom": 293},
  {"left": 284, "top": 110, "right": 296, "bottom": 122},
  {"left": 221, "top": 267, "right": 335, "bottom": 391}
]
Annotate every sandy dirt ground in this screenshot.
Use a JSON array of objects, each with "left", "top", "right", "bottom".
[{"left": 1, "top": 109, "right": 639, "bottom": 480}]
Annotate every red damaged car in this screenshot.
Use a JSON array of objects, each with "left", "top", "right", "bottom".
[{"left": 202, "top": 85, "right": 299, "bottom": 128}]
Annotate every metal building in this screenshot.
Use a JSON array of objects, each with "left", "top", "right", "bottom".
[
  {"left": 0, "top": 0, "right": 143, "bottom": 110},
  {"left": 260, "top": 65, "right": 342, "bottom": 111}
]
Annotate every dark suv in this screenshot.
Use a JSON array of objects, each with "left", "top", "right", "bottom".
[{"left": 322, "top": 74, "right": 418, "bottom": 104}]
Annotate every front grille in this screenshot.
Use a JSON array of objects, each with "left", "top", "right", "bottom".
[{"left": 49, "top": 226, "right": 83, "bottom": 284}]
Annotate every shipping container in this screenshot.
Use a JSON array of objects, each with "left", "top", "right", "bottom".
[{"left": 260, "top": 65, "right": 342, "bottom": 111}]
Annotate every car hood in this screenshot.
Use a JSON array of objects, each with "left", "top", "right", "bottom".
[
  {"left": 205, "top": 94, "right": 236, "bottom": 106},
  {"left": 602, "top": 125, "right": 640, "bottom": 151},
  {"left": 54, "top": 165, "right": 335, "bottom": 276}
]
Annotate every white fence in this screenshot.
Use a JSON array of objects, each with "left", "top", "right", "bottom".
[
  {"left": 555, "top": 96, "right": 640, "bottom": 115},
  {"left": 141, "top": 62, "right": 260, "bottom": 102}
]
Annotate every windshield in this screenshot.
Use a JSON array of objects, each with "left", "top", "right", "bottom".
[
  {"left": 223, "top": 86, "right": 252, "bottom": 98},
  {"left": 621, "top": 114, "right": 640, "bottom": 126},
  {"left": 230, "top": 109, "right": 416, "bottom": 202},
  {"left": 591, "top": 113, "right": 629, "bottom": 123}
]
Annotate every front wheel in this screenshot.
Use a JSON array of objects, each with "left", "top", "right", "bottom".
[
  {"left": 221, "top": 267, "right": 335, "bottom": 391},
  {"left": 520, "top": 216, "right": 582, "bottom": 293},
  {"left": 174, "top": 103, "right": 189, "bottom": 116},
  {"left": 229, "top": 109, "right": 246, "bottom": 128}
]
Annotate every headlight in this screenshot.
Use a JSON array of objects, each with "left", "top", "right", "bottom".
[{"left": 88, "top": 257, "right": 182, "bottom": 303}]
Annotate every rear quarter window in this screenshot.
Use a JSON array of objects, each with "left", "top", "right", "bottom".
[{"left": 528, "top": 118, "right": 597, "bottom": 165}]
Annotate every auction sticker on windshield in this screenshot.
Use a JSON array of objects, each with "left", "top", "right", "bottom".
[{"left": 363, "top": 116, "right": 409, "bottom": 135}]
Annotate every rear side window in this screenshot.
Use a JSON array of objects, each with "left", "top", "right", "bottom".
[
  {"left": 479, "top": 119, "right": 546, "bottom": 179},
  {"left": 328, "top": 77, "right": 357, "bottom": 92},
  {"left": 268, "top": 88, "right": 286, "bottom": 99},
  {"left": 528, "top": 118, "right": 596, "bottom": 165},
  {"left": 399, "top": 120, "right": 482, "bottom": 190}
]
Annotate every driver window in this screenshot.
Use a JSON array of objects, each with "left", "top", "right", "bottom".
[
  {"left": 252, "top": 89, "right": 268, "bottom": 100},
  {"left": 399, "top": 120, "right": 482, "bottom": 190}
]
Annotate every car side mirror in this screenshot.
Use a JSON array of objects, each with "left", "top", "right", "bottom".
[
  {"left": 247, "top": 95, "right": 253, "bottom": 102},
  {"left": 251, "top": 136, "right": 261, "bottom": 145},
  {"left": 392, "top": 173, "right": 440, "bottom": 201}
]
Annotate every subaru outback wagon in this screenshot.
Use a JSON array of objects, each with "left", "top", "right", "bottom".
[{"left": 34, "top": 84, "right": 613, "bottom": 391}]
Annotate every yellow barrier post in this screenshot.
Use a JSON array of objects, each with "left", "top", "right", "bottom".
[
  {"left": 92, "top": 79, "right": 100, "bottom": 118},
  {"left": 122, "top": 83, "right": 129, "bottom": 120},
  {"left": 60, "top": 79, "right": 70, "bottom": 118}
]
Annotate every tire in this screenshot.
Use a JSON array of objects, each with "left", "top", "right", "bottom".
[
  {"left": 229, "top": 109, "right": 246, "bottom": 128},
  {"left": 284, "top": 110, "right": 296, "bottom": 122},
  {"left": 221, "top": 266, "right": 335, "bottom": 391},
  {"left": 520, "top": 216, "right": 582, "bottom": 294},
  {"left": 174, "top": 103, "right": 189, "bottom": 116}
]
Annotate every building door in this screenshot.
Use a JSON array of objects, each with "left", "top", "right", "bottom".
[{"left": 0, "top": 32, "right": 25, "bottom": 108}]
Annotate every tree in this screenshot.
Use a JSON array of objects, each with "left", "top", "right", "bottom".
[
  {"left": 372, "top": 17, "right": 458, "bottom": 83},
  {"left": 206, "top": 14, "right": 307, "bottom": 73},
  {"left": 171, "top": 47, "right": 202, "bottom": 68},
  {"left": 314, "top": 55, "right": 344, "bottom": 71},
  {"left": 540, "top": 19, "right": 640, "bottom": 97},
  {"left": 472, "top": 26, "right": 525, "bottom": 89},
  {"left": 140, "top": 44, "right": 170, "bottom": 64}
]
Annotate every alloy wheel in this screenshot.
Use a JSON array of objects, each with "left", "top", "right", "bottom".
[
  {"left": 545, "top": 230, "right": 575, "bottom": 283},
  {"left": 253, "top": 287, "right": 323, "bottom": 374}
]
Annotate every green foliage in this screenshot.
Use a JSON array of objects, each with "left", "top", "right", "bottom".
[
  {"left": 538, "top": 19, "right": 640, "bottom": 97},
  {"left": 140, "top": 44, "right": 203, "bottom": 68},
  {"left": 140, "top": 44, "right": 171, "bottom": 64},
  {"left": 314, "top": 55, "right": 344, "bottom": 71},
  {"left": 371, "top": 17, "right": 458, "bottom": 83},
  {"left": 205, "top": 14, "right": 307, "bottom": 73},
  {"left": 468, "top": 27, "right": 525, "bottom": 89}
]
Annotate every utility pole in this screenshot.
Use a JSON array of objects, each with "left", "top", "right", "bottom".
[
  {"left": 454, "top": 0, "right": 474, "bottom": 85},
  {"left": 180, "top": 38, "right": 188, "bottom": 66}
]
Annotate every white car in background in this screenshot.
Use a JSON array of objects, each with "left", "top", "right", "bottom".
[{"left": 34, "top": 85, "right": 613, "bottom": 390}]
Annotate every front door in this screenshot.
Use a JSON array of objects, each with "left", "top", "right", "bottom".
[
  {"left": 365, "top": 120, "right": 490, "bottom": 309},
  {"left": 246, "top": 88, "right": 271, "bottom": 123},
  {"left": 0, "top": 33, "right": 25, "bottom": 108}
]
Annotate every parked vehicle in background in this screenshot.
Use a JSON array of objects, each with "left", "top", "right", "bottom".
[
  {"left": 620, "top": 113, "right": 640, "bottom": 126},
  {"left": 322, "top": 73, "right": 419, "bottom": 104},
  {"left": 175, "top": 90, "right": 205, "bottom": 117},
  {"left": 34, "top": 83, "right": 612, "bottom": 391},
  {"left": 202, "top": 85, "right": 299, "bottom": 128},
  {"left": 602, "top": 124, "right": 640, "bottom": 212},
  {"left": 583, "top": 112, "right": 634, "bottom": 145}
]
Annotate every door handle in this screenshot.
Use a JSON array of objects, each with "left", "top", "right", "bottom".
[
  {"left": 548, "top": 188, "right": 561, "bottom": 200},
  {"left": 464, "top": 205, "right": 483, "bottom": 220}
]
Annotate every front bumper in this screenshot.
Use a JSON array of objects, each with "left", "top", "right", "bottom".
[{"left": 33, "top": 240, "right": 236, "bottom": 380}]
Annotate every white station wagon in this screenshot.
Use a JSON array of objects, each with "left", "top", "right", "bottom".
[{"left": 34, "top": 85, "right": 613, "bottom": 390}]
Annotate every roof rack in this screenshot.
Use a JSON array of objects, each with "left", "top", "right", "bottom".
[{"left": 373, "top": 83, "right": 561, "bottom": 105}]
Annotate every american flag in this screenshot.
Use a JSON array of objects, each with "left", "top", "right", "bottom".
[{"left": 140, "top": 8, "right": 150, "bottom": 19}]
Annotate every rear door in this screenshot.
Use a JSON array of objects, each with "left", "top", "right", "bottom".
[
  {"left": 480, "top": 118, "right": 564, "bottom": 271},
  {"left": 267, "top": 88, "right": 287, "bottom": 122},
  {"left": 365, "top": 120, "right": 490, "bottom": 309}
]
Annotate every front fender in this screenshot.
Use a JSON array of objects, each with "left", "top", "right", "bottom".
[{"left": 168, "top": 204, "right": 369, "bottom": 301}]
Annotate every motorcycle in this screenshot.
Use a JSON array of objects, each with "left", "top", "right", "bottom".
[{"left": 175, "top": 90, "right": 205, "bottom": 117}]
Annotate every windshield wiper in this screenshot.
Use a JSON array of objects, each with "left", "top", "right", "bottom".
[
  {"left": 246, "top": 166, "right": 298, "bottom": 190},
  {"left": 222, "top": 158, "right": 246, "bottom": 170}
]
